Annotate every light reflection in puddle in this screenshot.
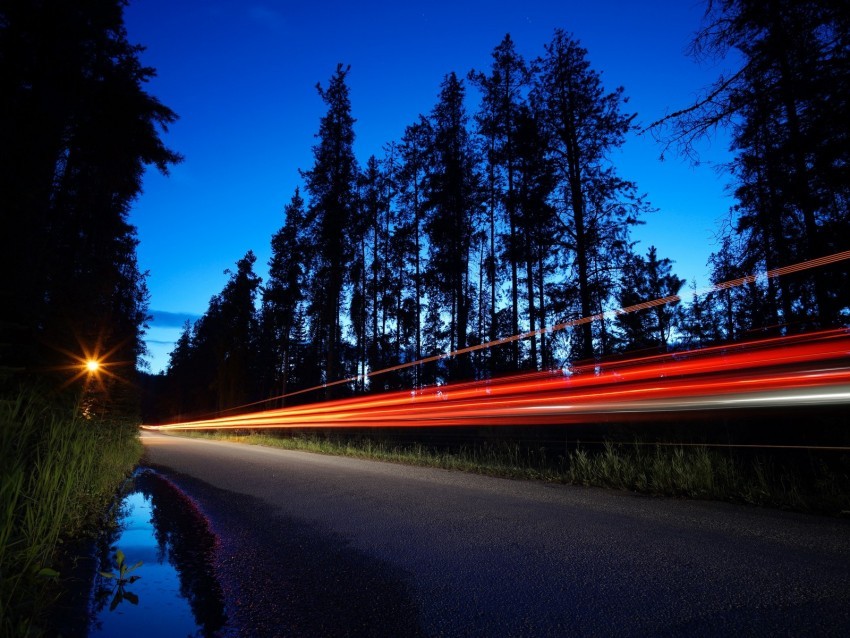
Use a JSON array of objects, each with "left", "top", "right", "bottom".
[{"left": 89, "top": 470, "right": 226, "bottom": 637}]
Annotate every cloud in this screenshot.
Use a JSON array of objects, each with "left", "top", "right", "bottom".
[
  {"left": 146, "top": 339, "right": 179, "bottom": 346},
  {"left": 148, "top": 310, "right": 201, "bottom": 328}
]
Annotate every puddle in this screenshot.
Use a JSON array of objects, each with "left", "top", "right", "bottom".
[{"left": 88, "top": 468, "right": 227, "bottom": 636}]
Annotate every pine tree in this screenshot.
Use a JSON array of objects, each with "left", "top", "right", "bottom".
[
  {"left": 615, "top": 246, "right": 684, "bottom": 352},
  {"left": 680, "top": 280, "right": 723, "bottom": 348},
  {"left": 652, "top": 0, "right": 850, "bottom": 328},
  {"left": 512, "top": 103, "right": 558, "bottom": 368},
  {"left": 395, "top": 117, "right": 432, "bottom": 387},
  {"left": 533, "top": 29, "right": 647, "bottom": 361},
  {"left": 213, "top": 252, "right": 262, "bottom": 411},
  {"left": 0, "top": 0, "right": 180, "bottom": 406},
  {"left": 301, "top": 64, "right": 359, "bottom": 393},
  {"left": 469, "top": 34, "right": 532, "bottom": 367},
  {"left": 423, "top": 73, "right": 483, "bottom": 380},
  {"left": 262, "top": 189, "right": 309, "bottom": 403}
]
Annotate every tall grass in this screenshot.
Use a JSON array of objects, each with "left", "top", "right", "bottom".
[
  {"left": 0, "top": 387, "right": 142, "bottom": 636},
  {"left": 181, "top": 431, "right": 850, "bottom": 515}
]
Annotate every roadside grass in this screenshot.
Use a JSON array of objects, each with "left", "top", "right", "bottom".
[
  {"left": 0, "top": 387, "right": 142, "bottom": 637},
  {"left": 176, "top": 430, "right": 850, "bottom": 515}
]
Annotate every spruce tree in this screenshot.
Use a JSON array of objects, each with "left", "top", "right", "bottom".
[
  {"left": 301, "top": 64, "right": 359, "bottom": 393},
  {"left": 0, "top": 0, "right": 180, "bottom": 409},
  {"left": 262, "top": 189, "right": 309, "bottom": 403},
  {"left": 652, "top": 0, "right": 850, "bottom": 328},
  {"left": 533, "top": 29, "right": 647, "bottom": 361},
  {"left": 423, "top": 73, "right": 483, "bottom": 380}
]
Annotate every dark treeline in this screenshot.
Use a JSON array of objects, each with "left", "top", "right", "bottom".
[
  {"left": 1, "top": 4, "right": 172, "bottom": 632},
  {"left": 0, "top": 0, "right": 179, "bottom": 416},
  {"left": 153, "top": 1, "right": 848, "bottom": 423}
]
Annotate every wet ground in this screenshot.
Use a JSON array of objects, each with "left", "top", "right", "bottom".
[
  {"left": 83, "top": 468, "right": 226, "bottom": 637},
  {"left": 165, "top": 466, "right": 424, "bottom": 637},
  {"left": 140, "top": 432, "right": 850, "bottom": 637},
  {"left": 70, "top": 465, "right": 421, "bottom": 636},
  {"left": 56, "top": 431, "right": 850, "bottom": 636}
]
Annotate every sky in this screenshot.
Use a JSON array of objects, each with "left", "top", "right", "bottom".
[{"left": 123, "top": 0, "right": 737, "bottom": 374}]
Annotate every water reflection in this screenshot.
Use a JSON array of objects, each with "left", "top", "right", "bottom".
[{"left": 90, "top": 469, "right": 227, "bottom": 636}]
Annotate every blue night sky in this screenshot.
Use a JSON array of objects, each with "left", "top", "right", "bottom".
[{"left": 124, "top": 0, "right": 737, "bottom": 373}]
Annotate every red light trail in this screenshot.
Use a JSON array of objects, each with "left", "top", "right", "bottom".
[
  {"left": 174, "top": 249, "right": 850, "bottom": 421},
  {"left": 144, "top": 251, "right": 850, "bottom": 431},
  {"left": 143, "top": 328, "right": 850, "bottom": 431}
]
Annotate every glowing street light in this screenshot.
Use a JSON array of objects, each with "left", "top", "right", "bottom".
[{"left": 86, "top": 359, "right": 101, "bottom": 373}]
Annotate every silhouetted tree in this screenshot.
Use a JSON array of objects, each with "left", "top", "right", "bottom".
[
  {"left": 533, "top": 29, "right": 647, "bottom": 361},
  {"left": 261, "top": 189, "right": 309, "bottom": 403},
  {"left": 512, "top": 103, "right": 558, "bottom": 368},
  {"left": 395, "top": 116, "right": 432, "bottom": 387},
  {"left": 469, "top": 34, "right": 532, "bottom": 367},
  {"left": 680, "top": 280, "right": 723, "bottom": 348},
  {"left": 652, "top": 0, "right": 850, "bottom": 328},
  {"left": 0, "top": 0, "right": 180, "bottom": 407},
  {"left": 164, "top": 320, "right": 196, "bottom": 419},
  {"left": 214, "top": 252, "right": 261, "bottom": 410},
  {"left": 301, "top": 64, "right": 359, "bottom": 394},
  {"left": 423, "top": 73, "right": 483, "bottom": 380},
  {"left": 615, "top": 246, "right": 684, "bottom": 352}
]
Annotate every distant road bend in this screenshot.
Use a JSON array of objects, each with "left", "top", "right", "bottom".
[{"left": 141, "top": 431, "right": 850, "bottom": 636}]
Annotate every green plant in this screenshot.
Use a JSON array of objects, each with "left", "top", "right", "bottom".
[
  {"left": 99, "top": 549, "right": 142, "bottom": 611},
  {"left": 1, "top": 387, "right": 142, "bottom": 635},
  {"left": 99, "top": 548, "right": 143, "bottom": 585}
]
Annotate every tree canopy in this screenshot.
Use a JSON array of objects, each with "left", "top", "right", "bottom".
[{"left": 0, "top": 0, "right": 180, "bottom": 417}]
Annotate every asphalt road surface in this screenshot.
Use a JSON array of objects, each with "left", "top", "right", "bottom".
[{"left": 140, "top": 431, "right": 850, "bottom": 636}]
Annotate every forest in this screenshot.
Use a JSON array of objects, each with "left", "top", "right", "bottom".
[
  {"left": 154, "top": 2, "right": 850, "bottom": 422},
  {"left": 2, "top": 3, "right": 847, "bottom": 632},
  {"left": 0, "top": 1, "right": 847, "bottom": 423},
  {"left": 0, "top": 0, "right": 180, "bottom": 418}
]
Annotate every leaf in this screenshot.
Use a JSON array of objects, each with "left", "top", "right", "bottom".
[
  {"left": 129, "top": 561, "right": 143, "bottom": 571},
  {"left": 115, "top": 549, "right": 125, "bottom": 566},
  {"left": 127, "top": 575, "right": 141, "bottom": 584},
  {"left": 100, "top": 571, "right": 117, "bottom": 579},
  {"left": 123, "top": 591, "right": 139, "bottom": 605},
  {"left": 38, "top": 567, "right": 60, "bottom": 578}
]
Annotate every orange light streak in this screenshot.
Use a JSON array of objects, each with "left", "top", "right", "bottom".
[
  {"left": 199, "top": 249, "right": 850, "bottom": 420},
  {"left": 143, "top": 328, "right": 850, "bottom": 431}
]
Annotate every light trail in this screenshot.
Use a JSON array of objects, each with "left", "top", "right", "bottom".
[
  {"left": 143, "top": 328, "right": 850, "bottom": 431},
  {"left": 203, "top": 249, "right": 850, "bottom": 419}
]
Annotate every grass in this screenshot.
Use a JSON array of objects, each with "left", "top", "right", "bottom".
[
  {"left": 0, "top": 387, "right": 142, "bottom": 637},
  {"left": 177, "top": 430, "right": 850, "bottom": 515}
]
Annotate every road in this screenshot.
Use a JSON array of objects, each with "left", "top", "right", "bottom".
[{"left": 141, "top": 431, "right": 850, "bottom": 636}]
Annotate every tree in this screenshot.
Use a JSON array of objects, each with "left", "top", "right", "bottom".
[
  {"left": 615, "top": 246, "right": 685, "bottom": 352},
  {"left": 680, "top": 280, "right": 723, "bottom": 348},
  {"left": 395, "top": 116, "right": 432, "bottom": 387},
  {"left": 168, "top": 252, "right": 262, "bottom": 417},
  {"left": 512, "top": 103, "right": 558, "bottom": 368},
  {"left": 300, "top": 64, "right": 359, "bottom": 393},
  {"left": 163, "top": 320, "right": 196, "bottom": 419},
  {"left": 533, "top": 29, "right": 647, "bottom": 361},
  {"left": 211, "top": 252, "right": 262, "bottom": 411},
  {"left": 423, "top": 72, "right": 483, "bottom": 380},
  {"left": 651, "top": 0, "right": 850, "bottom": 328},
  {"left": 469, "top": 34, "right": 532, "bottom": 367},
  {"left": 261, "top": 189, "right": 309, "bottom": 403},
  {"left": 0, "top": 0, "right": 180, "bottom": 408}
]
